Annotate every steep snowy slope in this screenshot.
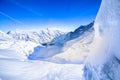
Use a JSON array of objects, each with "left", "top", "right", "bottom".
[
  {"left": 52, "top": 22, "right": 94, "bottom": 45},
  {"left": 84, "top": 0, "right": 120, "bottom": 80}
]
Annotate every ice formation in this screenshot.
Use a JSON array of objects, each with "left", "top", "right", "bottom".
[
  {"left": 88, "top": 0, "right": 120, "bottom": 65},
  {"left": 85, "top": 0, "right": 120, "bottom": 80}
]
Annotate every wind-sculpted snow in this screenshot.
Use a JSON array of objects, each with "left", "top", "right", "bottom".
[
  {"left": 85, "top": 0, "right": 120, "bottom": 80},
  {"left": 87, "top": 0, "right": 120, "bottom": 65}
]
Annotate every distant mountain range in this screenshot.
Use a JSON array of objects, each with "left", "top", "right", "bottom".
[
  {"left": 0, "top": 21, "right": 94, "bottom": 60},
  {"left": 7, "top": 28, "right": 65, "bottom": 45}
]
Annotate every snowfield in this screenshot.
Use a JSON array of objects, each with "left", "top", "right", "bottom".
[
  {"left": 0, "top": 28, "right": 89, "bottom": 80},
  {"left": 0, "top": 59, "right": 84, "bottom": 80}
]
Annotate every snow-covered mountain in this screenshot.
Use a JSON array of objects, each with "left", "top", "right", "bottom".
[
  {"left": 52, "top": 22, "right": 94, "bottom": 45},
  {"left": 7, "top": 28, "right": 65, "bottom": 45},
  {"left": 0, "top": 21, "right": 95, "bottom": 80},
  {"left": 0, "top": 30, "right": 12, "bottom": 41},
  {"left": 28, "top": 22, "right": 94, "bottom": 60},
  {"left": 0, "top": 24, "right": 94, "bottom": 80}
]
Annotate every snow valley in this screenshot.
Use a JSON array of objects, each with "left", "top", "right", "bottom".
[{"left": 0, "top": 22, "right": 94, "bottom": 80}]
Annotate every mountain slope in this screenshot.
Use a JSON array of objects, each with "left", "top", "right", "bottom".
[
  {"left": 0, "top": 31, "right": 12, "bottom": 41},
  {"left": 0, "top": 24, "right": 94, "bottom": 80},
  {"left": 52, "top": 22, "right": 94, "bottom": 45},
  {"left": 28, "top": 22, "right": 94, "bottom": 61},
  {"left": 0, "top": 29, "right": 86, "bottom": 79},
  {"left": 45, "top": 28, "right": 94, "bottom": 63}
]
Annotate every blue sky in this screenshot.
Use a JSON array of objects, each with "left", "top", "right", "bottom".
[{"left": 0, "top": 0, "right": 101, "bottom": 32}]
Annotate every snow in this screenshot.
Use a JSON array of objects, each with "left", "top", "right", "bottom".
[
  {"left": 84, "top": 0, "right": 120, "bottom": 80},
  {"left": 0, "top": 58, "right": 84, "bottom": 80},
  {"left": 46, "top": 29, "right": 94, "bottom": 64},
  {"left": 0, "top": 40, "right": 37, "bottom": 60},
  {"left": 1, "top": 0, "right": 120, "bottom": 79},
  {"left": 28, "top": 44, "right": 62, "bottom": 60},
  {"left": 0, "top": 28, "right": 87, "bottom": 80},
  {"left": 87, "top": 0, "right": 120, "bottom": 65},
  {"left": 27, "top": 23, "right": 94, "bottom": 62},
  {"left": 7, "top": 28, "right": 65, "bottom": 44}
]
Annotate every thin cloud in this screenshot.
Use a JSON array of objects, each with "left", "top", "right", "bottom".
[
  {"left": 0, "top": 11, "right": 25, "bottom": 25},
  {"left": 9, "top": 0, "right": 42, "bottom": 17}
]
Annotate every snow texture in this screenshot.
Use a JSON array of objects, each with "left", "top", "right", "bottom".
[{"left": 85, "top": 0, "right": 120, "bottom": 80}]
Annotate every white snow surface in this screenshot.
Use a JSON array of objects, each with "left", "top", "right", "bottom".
[
  {"left": 0, "top": 59, "right": 84, "bottom": 80},
  {"left": 46, "top": 29, "right": 94, "bottom": 64},
  {"left": 0, "top": 29, "right": 88, "bottom": 80}
]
